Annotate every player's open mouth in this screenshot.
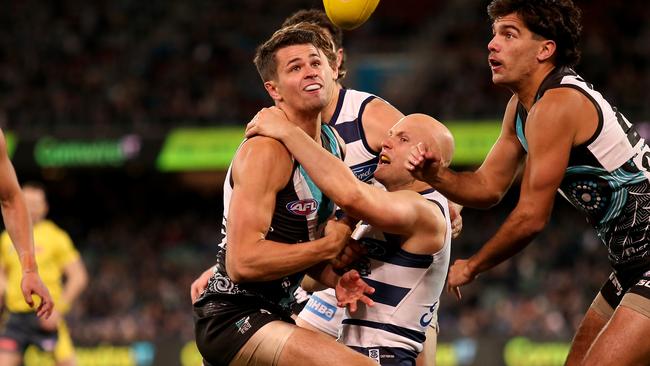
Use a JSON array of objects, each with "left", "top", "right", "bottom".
[
  {"left": 303, "top": 83, "right": 322, "bottom": 91},
  {"left": 489, "top": 58, "right": 502, "bottom": 68},
  {"left": 379, "top": 155, "right": 391, "bottom": 164}
]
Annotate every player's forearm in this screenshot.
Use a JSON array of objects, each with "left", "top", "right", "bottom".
[
  {"left": 468, "top": 206, "right": 547, "bottom": 275},
  {"left": 431, "top": 168, "right": 506, "bottom": 209},
  {"left": 281, "top": 126, "right": 363, "bottom": 207},
  {"left": 226, "top": 236, "right": 340, "bottom": 283},
  {"left": 0, "top": 198, "right": 37, "bottom": 273}
]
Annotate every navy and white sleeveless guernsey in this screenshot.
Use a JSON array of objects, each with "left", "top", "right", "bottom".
[
  {"left": 514, "top": 66, "right": 650, "bottom": 276},
  {"left": 341, "top": 189, "right": 452, "bottom": 365},
  {"left": 202, "top": 124, "right": 344, "bottom": 314},
  {"left": 329, "top": 88, "right": 382, "bottom": 185},
  {"left": 293, "top": 88, "right": 395, "bottom": 335}
]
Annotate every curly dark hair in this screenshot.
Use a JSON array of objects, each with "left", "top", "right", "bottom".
[
  {"left": 282, "top": 9, "right": 347, "bottom": 80},
  {"left": 488, "top": 0, "right": 582, "bottom": 67},
  {"left": 253, "top": 23, "right": 337, "bottom": 82}
]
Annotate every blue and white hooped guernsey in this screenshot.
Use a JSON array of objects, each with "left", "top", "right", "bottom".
[
  {"left": 203, "top": 124, "right": 343, "bottom": 314},
  {"left": 340, "top": 189, "right": 452, "bottom": 363},
  {"left": 294, "top": 88, "right": 394, "bottom": 337},
  {"left": 514, "top": 66, "right": 650, "bottom": 272},
  {"left": 329, "top": 88, "right": 384, "bottom": 186}
]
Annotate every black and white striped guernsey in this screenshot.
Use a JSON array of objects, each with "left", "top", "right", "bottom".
[
  {"left": 514, "top": 66, "right": 650, "bottom": 274},
  {"left": 201, "top": 124, "right": 344, "bottom": 314}
]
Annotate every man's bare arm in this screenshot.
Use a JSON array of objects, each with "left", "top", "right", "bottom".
[
  {"left": 408, "top": 96, "right": 525, "bottom": 208},
  {"left": 225, "top": 137, "right": 349, "bottom": 283},
  {"left": 448, "top": 89, "right": 587, "bottom": 288},
  {"left": 0, "top": 130, "right": 53, "bottom": 317}
]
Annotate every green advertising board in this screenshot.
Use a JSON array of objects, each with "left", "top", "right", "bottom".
[
  {"left": 446, "top": 120, "right": 500, "bottom": 165},
  {"left": 156, "top": 121, "right": 500, "bottom": 171},
  {"left": 34, "top": 135, "right": 141, "bottom": 167},
  {"left": 157, "top": 127, "right": 245, "bottom": 171}
]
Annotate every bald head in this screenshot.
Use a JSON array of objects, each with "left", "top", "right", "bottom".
[{"left": 396, "top": 113, "right": 454, "bottom": 166}]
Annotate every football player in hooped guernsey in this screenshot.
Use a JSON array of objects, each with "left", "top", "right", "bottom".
[
  {"left": 192, "top": 24, "right": 378, "bottom": 366},
  {"left": 247, "top": 112, "right": 453, "bottom": 366},
  {"left": 278, "top": 13, "right": 461, "bottom": 366}
]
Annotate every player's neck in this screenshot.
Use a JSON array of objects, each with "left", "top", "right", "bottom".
[
  {"left": 284, "top": 108, "right": 322, "bottom": 141},
  {"left": 321, "top": 84, "right": 343, "bottom": 124},
  {"left": 385, "top": 177, "right": 431, "bottom": 193},
  {"left": 513, "top": 64, "right": 556, "bottom": 110}
]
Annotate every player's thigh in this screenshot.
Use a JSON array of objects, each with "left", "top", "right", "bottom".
[
  {"left": 229, "top": 321, "right": 295, "bottom": 366},
  {"left": 54, "top": 321, "right": 76, "bottom": 365},
  {"left": 581, "top": 301, "right": 650, "bottom": 366},
  {"left": 416, "top": 325, "right": 437, "bottom": 366},
  {"left": 565, "top": 294, "right": 611, "bottom": 366},
  {"left": 278, "top": 326, "right": 376, "bottom": 366},
  {"left": 295, "top": 316, "right": 335, "bottom": 337}
]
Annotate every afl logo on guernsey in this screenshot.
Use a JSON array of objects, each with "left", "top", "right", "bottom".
[{"left": 286, "top": 199, "right": 319, "bottom": 216}]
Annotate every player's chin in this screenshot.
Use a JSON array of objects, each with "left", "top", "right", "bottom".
[{"left": 373, "top": 165, "right": 389, "bottom": 181}]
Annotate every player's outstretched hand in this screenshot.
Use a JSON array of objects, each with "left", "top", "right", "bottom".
[
  {"left": 446, "top": 258, "right": 478, "bottom": 301},
  {"left": 335, "top": 269, "right": 375, "bottom": 313},
  {"left": 21, "top": 272, "right": 53, "bottom": 318},
  {"left": 245, "top": 107, "right": 293, "bottom": 140},
  {"left": 405, "top": 142, "right": 442, "bottom": 183},
  {"left": 190, "top": 267, "right": 214, "bottom": 304}
]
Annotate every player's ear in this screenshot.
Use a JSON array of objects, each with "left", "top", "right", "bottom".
[
  {"left": 264, "top": 80, "right": 282, "bottom": 102},
  {"left": 537, "top": 39, "right": 556, "bottom": 63},
  {"left": 336, "top": 48, "right": 344, "bottom": 70}
]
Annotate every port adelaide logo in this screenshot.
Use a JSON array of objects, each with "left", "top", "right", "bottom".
[{"left": 286, "top": 199, "right": 319, "bottom": 216}]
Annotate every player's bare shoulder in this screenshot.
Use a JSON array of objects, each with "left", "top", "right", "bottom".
[
  {"left": 232, "top": 136, "right": 293, "bottom": 185},
  {"left": 362, "top": 98, "right": 404, "bottom": 150}
]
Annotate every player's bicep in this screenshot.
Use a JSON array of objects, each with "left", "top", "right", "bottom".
[
  {"left": 346, "top": 188, "right": 420, "bottom": 235},
  {"left": 226, "top": 140, "right": 292, "bottom": 256},
  {"left": 362, "top": 98, "right": 405, "bottom": 152},
  {"left": 520, "top": 98, "right": 575, "bottom": 208}
]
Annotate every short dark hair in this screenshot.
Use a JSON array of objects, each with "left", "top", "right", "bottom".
[
  {"left": 282, "top": 9, "right": 347, "bottom": 80},
  {"left": 488, "top": 0, "right": 582, "bottom": 67},
  {"left": 253, "top": 23, "right": 338, "bottom": 82}
]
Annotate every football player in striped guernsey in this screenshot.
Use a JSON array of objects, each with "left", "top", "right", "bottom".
[
  {"left": 246, "top": 111, "right": 454, "bottom": 366},
  {"left": 192, "top": 24, "right": 378, "bottom": 366},
  {"left": 407, "top": 1, "right": 650, "bottom": 365}
]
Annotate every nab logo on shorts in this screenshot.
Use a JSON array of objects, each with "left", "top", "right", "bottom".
[
  {"left": 286, "top": 199, "right": 319, "bottom": 216},
  {"left": 305, "top": 295, "right": 337, "bottom": 321}
]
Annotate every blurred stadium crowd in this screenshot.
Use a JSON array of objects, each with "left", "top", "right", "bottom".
[
  {"left": 0, "top": 0, "right": 648, "bottom": 349},
  {"left": 1, "top": 0, "right": 649, "bottom": 139}
]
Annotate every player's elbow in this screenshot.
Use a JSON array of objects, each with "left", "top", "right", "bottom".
[
  {"left": 77, "top": 270, "right": 89, "bottom": 291},
  {"left": 225, "top": 261, "right": 248, "bottom": 283},
  {"left": 518, "top": 209, "right": 550, "bottom": 237},
  {"left": 480, "top": 190, "right": 507, "bottom": 209}
]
